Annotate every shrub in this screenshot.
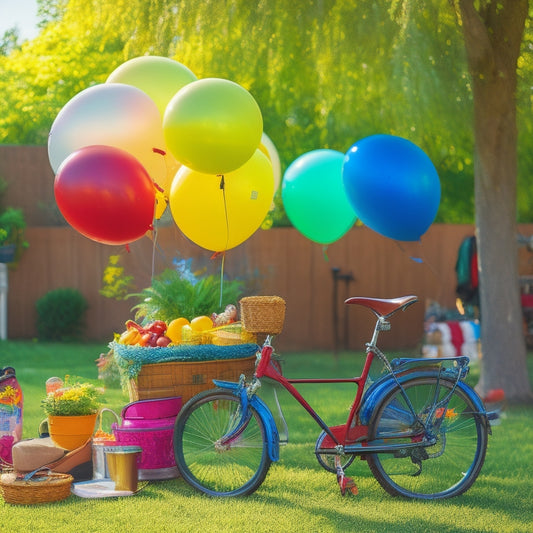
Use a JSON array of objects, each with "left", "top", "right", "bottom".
[{"left": 36, "top": 288, "right": 88, "bottom": 341}]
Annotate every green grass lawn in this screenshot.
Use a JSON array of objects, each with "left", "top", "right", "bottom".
[{"left": 1, "top": 341, "right": 532, "bottom": 533}]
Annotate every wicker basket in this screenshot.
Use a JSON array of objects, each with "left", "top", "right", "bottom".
[
  {"left": 240, "top": 296, "right": 286, "bottom": 335},
  {"left": 128, "top": 355, "right": 257, "bottom": 404},
  {"left": 0, "top": 470, "right": 73, "bottom": 504}
]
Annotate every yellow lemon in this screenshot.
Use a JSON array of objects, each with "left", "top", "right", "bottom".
[
  {"left": 190, "top": 315, "right": 214, "bottom": 332},
  {"left": 166, "top": 317, "right": 190, "bottom": 343}
]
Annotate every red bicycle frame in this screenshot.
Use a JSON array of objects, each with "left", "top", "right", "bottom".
[
  {"left": 255, "top": 341, "right": 375, "bottom": 447},
  {"left": 253, "top": 296, "right": 423, "bottom": 449}
]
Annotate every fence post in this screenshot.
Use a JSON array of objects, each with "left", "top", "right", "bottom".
[{"left": 0, "top": 263, "right": 8, "bottom": 340}]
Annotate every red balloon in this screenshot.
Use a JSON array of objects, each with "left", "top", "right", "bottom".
[{"left": 54, "top": 145, "right": 156, "bottom": 245}]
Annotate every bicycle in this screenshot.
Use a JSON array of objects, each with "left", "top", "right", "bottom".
[{"left": 173, "top": 295, "right": 496, "bottom": 499}]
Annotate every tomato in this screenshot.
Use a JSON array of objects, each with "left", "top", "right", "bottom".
[
  {"left": 147, "top": 320, "right": 167, "bottom": 336},
  {"left": 156, "top": 335, "right": 171, "bottom": 347}
]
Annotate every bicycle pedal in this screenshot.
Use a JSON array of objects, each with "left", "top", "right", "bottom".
[
  {"left": 335, "top": 456, "right": 358, "bottom": 496},
  {"left": 337, "top": 474, "right": 358, "bottom": 496}
]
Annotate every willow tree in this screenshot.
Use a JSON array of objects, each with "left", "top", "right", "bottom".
[{"left": 451, "top": 0, "right": 532, "bottom": 402}]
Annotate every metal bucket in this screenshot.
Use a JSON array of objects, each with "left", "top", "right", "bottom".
[{"left": 103, "top": 445, "right": 142, "bottom": 492}]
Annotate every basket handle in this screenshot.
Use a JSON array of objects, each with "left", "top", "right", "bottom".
[
  {"left": 38, "top": 418, "right": 49, "bottom": 437},
  {"left": 23, "top": 466, "right": 52, "bottom": 482},
  {"left": 96, "top": 407, "right": 120, "bottom": 431}
]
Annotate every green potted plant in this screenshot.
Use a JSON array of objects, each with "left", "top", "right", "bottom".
[
  {"left": 0, "top": 207, "right": 28, "bottom": 264},
  {"left": 41, "top": 377, "right": 103, "bottom": 450}
]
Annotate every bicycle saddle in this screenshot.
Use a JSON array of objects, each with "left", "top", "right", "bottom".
[{"left": 344, "top": 295, "right": 418, "bottom": 318}]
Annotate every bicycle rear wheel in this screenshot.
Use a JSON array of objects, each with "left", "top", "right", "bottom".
[
  {"left": 367, "top": 377, "right": 488, "bottom": 500},
  {"left": 174, "top": 389, "right": 271, "bottom": 497}
]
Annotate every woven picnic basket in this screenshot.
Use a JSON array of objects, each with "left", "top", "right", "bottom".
[
  {"left": 128, "top": 355, "right": 257, "bottom": 404},
  {"left": 112, "top": 341, "right": 259, "bottom": 404},
  {"left": 0, "top": 470, "right": 73, "bottom": 504},
  {"left": 240, "top": 296, "right": 286, "bottom": 335}
]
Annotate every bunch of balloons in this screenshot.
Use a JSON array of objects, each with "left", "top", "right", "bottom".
[
  {"left": 50, "top": 56, "right": 277, "bottom": 250},
  {"left": 281, "top": 134, "right": 440, "bottom": 245}
]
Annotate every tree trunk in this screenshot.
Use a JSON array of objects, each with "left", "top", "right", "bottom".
[{"left": 458, "top": 0, "right": 532, "bottom": 403}]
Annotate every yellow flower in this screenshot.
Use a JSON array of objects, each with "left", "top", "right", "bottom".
[
  {"left": 0, "top": 385, "right": 17, "bottom": 401},
  {"left": 41, "top": 378, "right": 102, "bottom": 416}
]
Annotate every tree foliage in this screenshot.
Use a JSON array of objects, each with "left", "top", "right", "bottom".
[{"left": 0, "top": 0, "right": 531, "bottom": 224}]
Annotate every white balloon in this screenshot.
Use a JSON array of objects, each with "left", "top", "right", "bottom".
[{"left": 48, "top": 83, "right": 167, "bottom": 183}]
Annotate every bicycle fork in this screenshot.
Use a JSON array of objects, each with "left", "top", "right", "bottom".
[{"left": 213, "top": 377, "right": 281, "bottom": 462}]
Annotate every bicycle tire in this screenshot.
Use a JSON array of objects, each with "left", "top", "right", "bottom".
[
  {"left": 314, "top": 431, "right": 356, "bottom": 473},
  {"left": 174, "top": 389, "right": 272, "bottom": 497},
  {"left": 367, "top": 376, "right": 488, "bottom": 500}
]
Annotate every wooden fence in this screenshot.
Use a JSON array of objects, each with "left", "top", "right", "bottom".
[{"left": 2, "top": 146, "right": 533, "bottom": 352}]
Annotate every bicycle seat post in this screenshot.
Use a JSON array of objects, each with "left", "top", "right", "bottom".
[{"left": 369, "top": 316, "right": 391, "bottom": 348}]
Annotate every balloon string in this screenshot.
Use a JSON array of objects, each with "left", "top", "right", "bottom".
[
  {"left": 219, "top": 174, "right": 230, "bottom": 308},
  {"left": 395, "top": 239, "right": 445, "bottom": 298},
  {"left": 322, "top": 245, "right": 329, "bottom": 262},
  {"left": 219, "top": 251, "right": 226, "bottom": 308},
  {"left": 151, "top": 224, "right": 158, "bottom": 284}
]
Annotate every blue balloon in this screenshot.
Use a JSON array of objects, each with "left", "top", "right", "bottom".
[
  {"left": 342, "top": 134, "right": 440, "bottom": 241},
  {"left": 282, "top": 149, "right": 357, "bottom": 244}
]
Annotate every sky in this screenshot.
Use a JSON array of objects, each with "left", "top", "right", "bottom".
[{"left": 1, "top": 0, "right": 39, "bottom": 41}]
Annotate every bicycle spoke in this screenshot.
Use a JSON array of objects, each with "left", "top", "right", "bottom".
[
  {"left": 174, "top": 390, "right": 271, "bottom": 496},
  {"left": 368, "top": 377, "right": 487, "bottom": 499}
]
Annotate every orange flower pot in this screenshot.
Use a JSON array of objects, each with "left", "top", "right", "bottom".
[{"left": 48, "top": 413, "right": 98, "bottom": 450}]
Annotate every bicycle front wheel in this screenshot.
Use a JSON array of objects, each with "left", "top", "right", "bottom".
[
  {"left": 174, "top": 389, "right": 272, "bottom": 497},
  {"left": 367, "top": 377, "right": 488, "bottom": 500}
]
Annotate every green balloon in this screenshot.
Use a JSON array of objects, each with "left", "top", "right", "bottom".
[
  {"left": 107, "top": 56, "right": 197, "bottom": 118},
  {"left": 163, "top": 78, "right": 263, "bottom": 175},
  {"left": 282, "top": 149, "right": 357, "bottom": 244}
]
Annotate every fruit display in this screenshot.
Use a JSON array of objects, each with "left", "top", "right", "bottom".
[
  {"left": 117, "top": 319, "right": 174, "bottom": 347},
  {"left": 115, "top": 306, "right": 244, "bottom": 348}
]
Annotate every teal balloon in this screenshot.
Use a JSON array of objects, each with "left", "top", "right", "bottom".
[{"left": 282, "top": 149, "right": 357, "bottom": 244}]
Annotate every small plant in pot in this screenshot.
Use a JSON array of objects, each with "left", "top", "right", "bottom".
[
  {"left": 0, "top": 207, "right": 29, "bottom": 264},
  {"left": 41, "top": 377, "right": 103, "bottom": 450}
]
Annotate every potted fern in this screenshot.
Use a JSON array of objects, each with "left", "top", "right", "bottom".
[{"left": 129, "top": 260, "right": 245, "bottom": 323}]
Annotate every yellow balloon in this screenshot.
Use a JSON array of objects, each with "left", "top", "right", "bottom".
[
  {"left": 107, "top": 56, "right": 197, "bottom": 118},
  {"left": 169, "top": 150, "right": 274, "bottom": 251}
]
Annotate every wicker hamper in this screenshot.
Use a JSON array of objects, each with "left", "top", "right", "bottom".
[
  {"left": 128, "top": 355, "right": 257, "bottom": 404},
  {"left": 240, "top": 296, "right": 286, "bottom": 335},
  {"left": 0, "top": 470, "right": 73, "bottom": 505}
]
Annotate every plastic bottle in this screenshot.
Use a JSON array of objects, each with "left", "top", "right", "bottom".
[{"left": 45, "top": 377, "right": 63, "bottom": 394}]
